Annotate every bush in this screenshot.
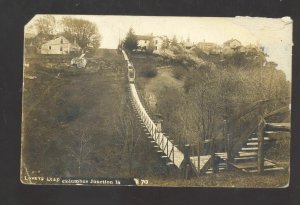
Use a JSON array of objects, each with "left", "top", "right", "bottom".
[
  {"left": 173, "top": 66, "right": 186, "bottom": 80},
  {"left": 142, "top": 67, "right": 158, "bottom": 78}
]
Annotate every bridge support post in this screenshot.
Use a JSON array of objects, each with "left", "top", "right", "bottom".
[
  {"left": 211, "top": 139, "right": 217, "bottom": 173},
  {"left": 226, "top": 134, "right": 231, "bottom": 171},
  {"left": 181, "top": 144, "right": 191, "bottom": 179},
  {"left": 257, "top": 117, "right": 266, "bottom": 174}
]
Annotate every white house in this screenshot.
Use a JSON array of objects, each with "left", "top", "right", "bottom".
[
  {"left": 40, "top": 36, "right": 81, "bottom": 54},
  {"left": 223, "top": 39, "right": 242, "bottom": 49},
  {"left": 136, "top": 35, "right": 165, "bottom": 52},
  {"left": 222, "top": 39, "right": 243, "bottom": 55},
  {"left": 136, "top": 35, "right": 152, "bottom": 50},
  {"left": 197, "top": 41, "right": 221, "bottom": 54},
  {"left": 152, "top": 36, "right": 165, "bottom": 51}
]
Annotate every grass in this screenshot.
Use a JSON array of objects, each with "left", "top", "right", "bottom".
[
  {"left": 146, "top": 170, "right": 289, "bottom": 188},
  {"left": 22, "top": 49, "right": 168, "bottom": 180}
]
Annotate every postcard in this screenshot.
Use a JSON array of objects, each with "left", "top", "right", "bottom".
[{"left": 21, "top": 15, "right": 292, "bottom": 187}]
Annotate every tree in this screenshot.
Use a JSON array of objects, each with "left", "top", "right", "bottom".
[
  {"left": 146, "top": 39, "right": 156, "bottom": 53},
  {"left": 66, "top": 129, "right": 93, "bottom": 176},
  {"left": 170, "top": 35, "right": 178, "bottom": 47},
  {"left": 61, "top": 17, "right": 102, "bottom": 51},
  {"left": 34, "top": 15, "right": 56, "bottom": 35},
  {"left": 161, "top": 37, "right": 170, "bottom": 50},
  {"left": 90, "top": 34, "right": 101, "bottom": 51},
  {"left": 123, "top": 28, "right": 138, "bottom": 51}
]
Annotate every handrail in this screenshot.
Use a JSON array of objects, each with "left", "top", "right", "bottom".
[{"left": 122, "top": 49, "right": 185, "bottom": 168}]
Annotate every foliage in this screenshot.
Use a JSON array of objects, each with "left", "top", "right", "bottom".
[
  {"left": 170, "top": 35, "right": 178, "bottom": 47},
  {"left": 161, "top": 37, "right": 170, "bottom": 50},
  {"left": 123, "top": 27, "right": 138, "bottom": 51},
  {"left": 154, "top": 50, "right": 290, "bottom": 152},
  {"left": 34, "top": 15, "right": 56, "bottom": 35},
  {"left": 146, "top": 39, "right": 156, "bottom": 53},
  {"left": 61, "top": 17, "right": 102, "bottom": 51},
  {"left": 142, "top": 67, "right": 158, "bottom": 78}
]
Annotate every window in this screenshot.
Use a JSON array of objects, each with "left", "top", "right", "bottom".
[
  {"left": 60, "top": 46, "right": 63, "bottom": 51},
  {"left": 49, "top": 46, "right": 51, "bottom": 50},
  {"left": 155, "top": 40, "right": 158, "bottom": 44},
  {"left": 61, "top": 39, "right": 63, "bottom": 44}
]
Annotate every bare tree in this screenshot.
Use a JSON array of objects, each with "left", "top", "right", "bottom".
[
  {"left": 34, "top": 15, "right": 56, "bottom": 35},
  {"left": 66, "top": 129, "right": 93, "bottom": 176}
]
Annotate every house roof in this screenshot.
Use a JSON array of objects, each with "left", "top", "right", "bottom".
[{"left": 223, "top": 39, "right": 242, "bottom": 46}]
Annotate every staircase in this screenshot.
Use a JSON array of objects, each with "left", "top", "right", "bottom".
[{"left": 230, "top": 133, "right": 284, "bottom": 173}]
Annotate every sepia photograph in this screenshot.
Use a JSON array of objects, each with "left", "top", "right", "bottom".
[{"left": 21, "top": 15, "right": 292, "bottom": 187}]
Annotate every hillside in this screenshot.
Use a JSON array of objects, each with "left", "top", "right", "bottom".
[
  {"left": 129, "top": 46, "right": 290, "bottom": 157},
  {"left": 21, "top": 49, "right": 168, "bottom": 182}
]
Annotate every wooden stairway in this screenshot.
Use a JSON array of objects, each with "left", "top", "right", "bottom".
[{"left": 230, "top": 133, "right": 284, "bottom": 173}]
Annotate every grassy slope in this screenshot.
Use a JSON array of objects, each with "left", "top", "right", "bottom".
[{"left": 22, "top": 49, "right": 168, "bottom": 180}]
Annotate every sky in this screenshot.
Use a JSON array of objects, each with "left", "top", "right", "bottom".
[{"left": 26, "top": 15, "right": 293, "bottom": 81}]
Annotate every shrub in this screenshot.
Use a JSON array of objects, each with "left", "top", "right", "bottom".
[
  {"left": 173, "top": 66, "right": 186, "bottom": 80},
  {"left": 142, "top": 67, "right": 158, "bottom": 78}
]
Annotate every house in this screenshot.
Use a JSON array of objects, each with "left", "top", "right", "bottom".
[
  {"left": 136, "top": 35, "right": 165, "bottom": 52},
  {"left": 40, "top": 36, "right": 81, "bottom": 54},
  {"left": 223, "top": 39, "right": 242, "bottom": 49},
  {"left": 136, "top": 35, "right": 152, "bottom": 50},
  {"left": 183, "top": 41, "right": 194, "bottom": 50},
  {"left": 245, "top": 44, "right": 264, "bottom": 54},
  {"left": 197, "top": 41, "right": 221, "bottom": 54},
  {"left": 222, "top": 39, "right": 243, "bottom": 55},
  {"left": 152, "top": 36, "right": 165, "bottom": 51}
]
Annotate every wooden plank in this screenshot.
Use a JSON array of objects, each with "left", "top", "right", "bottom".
[
  {"left": 231, "top": 161, "right": 275, "bottom": 170},
  {"left": 241, "top": 147, "right": 258, "bottom": 151},
  {"left": 264, "top": 131, "right": 290, "bottom": 140},
  {"left": 246, "top": 142, "right": 258, "bottom": 146},
  {"left": 246, "top": 167, "right": 284, "bottom": 173},
  {"left": 265, "top": 123, "right": 290, "bottom": 132},
  {"left": 238, "top": 151, "right": 258, "bottom": 157},
  {"left": 249, "top": 137, "right": 270, "bottom": 141}
]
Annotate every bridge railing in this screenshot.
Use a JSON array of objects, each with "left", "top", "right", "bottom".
[
  {"left": 129, "top": 82, "right": 183, "bottom": 168},
  {"left": 122, "top": 49, "right": 184, "bottom": 168}
]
